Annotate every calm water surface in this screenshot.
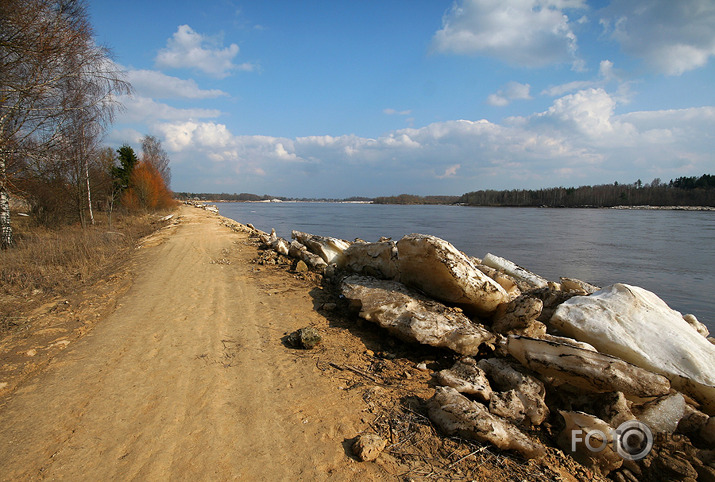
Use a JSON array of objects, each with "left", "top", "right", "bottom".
[{"left": 219, "top": 202, "right": 715, "bottom": 332}]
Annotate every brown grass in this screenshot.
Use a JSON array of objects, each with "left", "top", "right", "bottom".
[{"left": 0, "top": 210, "right": 167, "bottom": 333}]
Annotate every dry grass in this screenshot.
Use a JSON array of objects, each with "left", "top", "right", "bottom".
[{"left": 0, "top": 210, "right": 166, "bottom": 333}]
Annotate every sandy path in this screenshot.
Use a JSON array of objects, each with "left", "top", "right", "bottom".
[{"left": 0, "top": 206, "right": 381, "bottom": 480}]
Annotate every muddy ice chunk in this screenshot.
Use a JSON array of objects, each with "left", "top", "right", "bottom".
[
  {"left": 482, "top": 253, "right": 549, "bottom": 290},
  {"left": 341, "top": 276, "right": 495, "bottom": 356},
  {"left": 560, "top": 277, "right": 600, "bottom": 295},
  {"left": 635, "top": 393, "right": 685, "bottom": 434},
  {"left": 288, "top": 240, "right": 328, "bottom": 271},
  {"left": 476, "top": 265, "right": 521, "bottom": 300},
  {"left": 551, "top": 283, "right": 715, "bottom": 414},
  {"left": 558, "top": 411, "right": 623, "bottom": 476},
  {"left": 291, "top": 230, "right": 350, "bottom": 264},
  {"left": 435, "top": 358, "right": 492, "bottom": 402},
  {"left": 427, "top": 386, "right": 546, "bottom": 459},
  {"left": 491, "top": 295, "right": 545, "bottom": 337},
  {"left": 341, "top": 241, "right": 399, "bottom": 279},
  {"left": 396, "top": 234, "right": 508, "bottom": 315},
  {"left": 683, "top": 314, "right": 710, "bottom": 338},
  {"left": 489, "top": 390, "right": 526, "bottom": 423},
  {"left": 477, "top": 357, "right": 549, "bottom": 426},
  {"left": 507, "top": 336, "right": 671, "bottom": 398},
  {"left": 677, "top": 404, "right": 710, "bottom": 435}
]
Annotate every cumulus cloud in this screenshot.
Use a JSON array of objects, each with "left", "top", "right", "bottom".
[
  {"left": 151, "top": 87, "right": 713, "bottom": 196},
  {"left": 126, "top": 69, "right": 228, "bottom": 99},
  {"left": 156, "top": 25, "right": 255, "bottom": 78},
  {"left": 487, "top": 82, "right": 532, "bottom": 106},
  {"left": 600, "top": 0, "right": 715, "bottom": 75},
  {"left": 432, "top": 0, "right": 586, "bottom": 68},
  {"left": 541, "top": 60, "right": 622, "bottom": 97}
]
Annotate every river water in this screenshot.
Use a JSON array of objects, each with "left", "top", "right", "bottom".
[{"left": 219, "top": 202, "right": 715, "bottom": 332}]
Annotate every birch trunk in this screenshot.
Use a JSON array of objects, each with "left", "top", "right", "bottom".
[{"left": 0, "top": 152, "right": 13, "bottom": 249}]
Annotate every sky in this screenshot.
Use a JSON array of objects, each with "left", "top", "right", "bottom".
[{"left": 89, "top": 0, "right": 715, "bottom": 198}]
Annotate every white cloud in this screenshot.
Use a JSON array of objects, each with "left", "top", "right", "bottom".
[
  {"left": 487, "top": 82, "right": 532, "bottom": 106},
  {"left": 117, "top": 95, "right": 221, "bottom": 124},
  {"left": 438, "top": 164, "right": 461, "bottom": 178},
  {"left": 384, "top": 108, "right": 413, "bottom": 116},
  {"left": 155, "top": 25, "right": 254, "bottom": 78},
  {"left": 600, "top": 0, "right": 715, "bottom": 75},
  {"left": 126, "top": 69, "right": 228, "bottom": 99},
  {"left": 432, "top": 0, "right": 586, "bottom": 67},
  {"left": 540, "top": 59, "right": 622, "bottom": 97},
  {"left": 145, "top": 89, "right": 713, "bottom": 196}
]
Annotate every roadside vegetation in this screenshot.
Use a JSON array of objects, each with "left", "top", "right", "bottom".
[{"left": 1, "top": 0, "right": 176, "bottom": 334}]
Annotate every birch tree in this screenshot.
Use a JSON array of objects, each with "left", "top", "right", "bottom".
[{"left": 0, "top": 0, "right": 129, "bottom": 248}]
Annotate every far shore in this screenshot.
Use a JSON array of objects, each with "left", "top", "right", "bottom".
[{"left": 188, "top": 199, "right": 715, "bottom": 211}]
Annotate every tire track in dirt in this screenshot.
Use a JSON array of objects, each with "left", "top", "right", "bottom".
[{"left": 0, "top": 206, "right": 383, "bottom": 480}]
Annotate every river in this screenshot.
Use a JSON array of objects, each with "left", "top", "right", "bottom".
[{"left": 219, "top": 202, "right": 715, "bottom": 333}]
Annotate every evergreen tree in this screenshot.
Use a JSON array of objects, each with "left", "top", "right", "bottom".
[{"left": 112, "top": 145, "right": 138, "bottom": 191}]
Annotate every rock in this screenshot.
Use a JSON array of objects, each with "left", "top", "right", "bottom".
[
  {"left": 683, "top": 314, "right": 710, "bottom": 338},
  {"left": 295, "top": 260, "right": 308, "bottom": 273},
  {"left": 351, "top": 434, "right": 387, "bottom": 462},
  {"left": 550, "top": 283, "right": 715, "bottom": 414},
  {"left": 482, "top": 253, "right": 549, "bottom": 290},
  {"left": 322, "top": 302, "right": 337, "bottom": 311},
  {"left": 396, "top": 234, "right": 508, "bottom": 315},
  {"left": 557, "top": 411, "right": 623, "bottom": 476},
  {"left": 477, "top": 357, "right": 549, "bottom": 426},
  {"left": 560, "top": 277, "right": 600, "bottom": 295},
  {"left": 435, "top": 358, "right": 492, "bottom": 401},
  {"left": 285, "top": 327, "right": 322, "bottom": 349},
  {"left": 291, "top": 230, "right": 350, "bottom": 264},
  {"left": 489, "top": 390, "right": 526, "bottom": 423},
  {"left": 341, "top": 241, "right": 399, "bottom": 279},
  {"left": 416, "top": 362, "right": 428, "bottom": 371},
  {"left": 491, "top": 295, "right": 544, "bottom": 337},
  {"left": 635, "top": 393, "right": 685, "bottom": 434},
  {"left": 341, "top": 275, "right": 495, "bottom": 356},
  {"left": 506, "top": 335, "right": 671, "bottom": 398},
  {"left": 427, "top": 386, "right": 546, "bottom": 459}
]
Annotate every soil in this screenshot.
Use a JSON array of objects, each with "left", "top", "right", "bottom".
[{"left": 0, "top": 205, "right": 599, "bottom": 480}]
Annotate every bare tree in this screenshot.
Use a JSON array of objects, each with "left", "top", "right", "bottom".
[
  {"left": 141, "top": 135, "right": 171, "bottom": 189},
  {"left": 0, "top": 0, "right": 129, "bottom": 247}
]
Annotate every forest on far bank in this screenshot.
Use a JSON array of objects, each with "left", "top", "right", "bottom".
[
  {"left": 376, "top": 175, "right": 715, "bottom": 208},
  {"left": 176, "top": 174, "right": 715, "bottom": 208}
]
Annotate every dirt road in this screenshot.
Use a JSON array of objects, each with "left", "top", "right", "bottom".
[{"left": 0, "top": 206, "right": 381, "bottom": 480}]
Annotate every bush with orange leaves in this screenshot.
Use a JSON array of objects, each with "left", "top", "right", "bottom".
[{"left": 121, "top": 162, "right": 176, "bottom": 211}]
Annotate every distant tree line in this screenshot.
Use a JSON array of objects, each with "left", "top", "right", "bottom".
[
  {"left": 459, "top": 176, "right": 715, "bottom": 208},
  {"left": 174, "top": 192, "right": 275, "bottom": 202},
  {"left": 373, "top": 194, "right": 461, "bottom": 205}
]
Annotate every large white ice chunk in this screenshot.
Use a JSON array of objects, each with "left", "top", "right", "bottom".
[{"left": 550, "top": 283, "right": 715, "bottom": 414}]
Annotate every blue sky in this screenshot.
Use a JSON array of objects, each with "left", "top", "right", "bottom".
[{"left": 90, "top": 0, "right": 715, "bottom": 197}]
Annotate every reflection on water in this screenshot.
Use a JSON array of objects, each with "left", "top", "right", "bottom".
[{"left": 219, "top": 202, "right": 715, "bottom": 331}]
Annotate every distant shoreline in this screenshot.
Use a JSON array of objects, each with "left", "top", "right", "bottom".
[{"left": 187, "top": 199, "right": 715, "bottom": 211}]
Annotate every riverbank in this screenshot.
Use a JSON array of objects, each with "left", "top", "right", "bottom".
[{"left": 0, "top": 205, "right": 608, "bottom": 480}]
